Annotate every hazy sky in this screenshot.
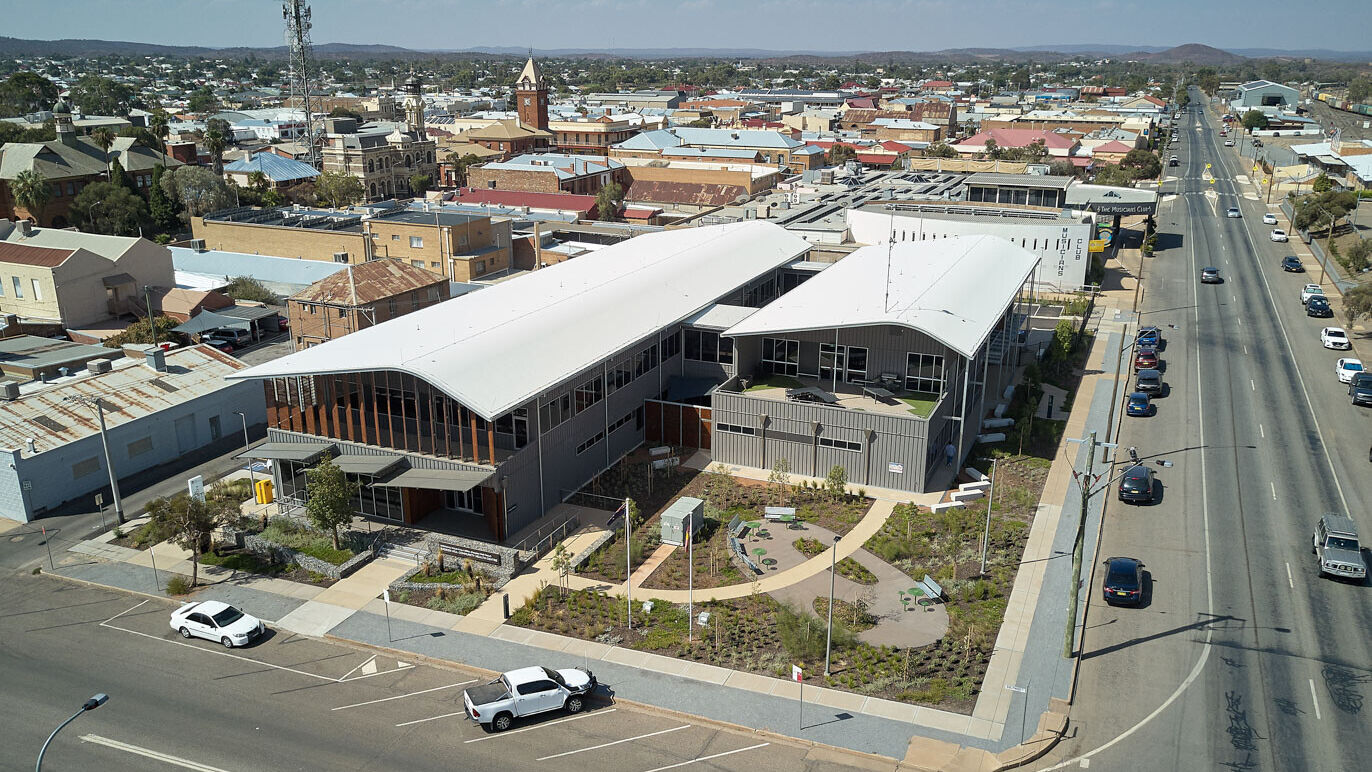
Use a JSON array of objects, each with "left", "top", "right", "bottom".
[{"left": 9, "top": 0, "right": 1369, "bottom": 52}]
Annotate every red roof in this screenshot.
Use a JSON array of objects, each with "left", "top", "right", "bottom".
[
  {"left": 846, "top": 98, "right": 876, "bottom": 109},
  {"left": 0, "top": 242, "right": 74, "bottom": 268},
  {"left": 622, "top": 206, "right": 662, "bottom": 218},
  {"left": 856, "top": 153, "right": 897, "bottom": 166},
  {"left": 1093, "top": 140, "right": 1133, "bottom": 153},
  {"left": 454, "top": 187, "right": 598, "bottom": 214},
  {"left": 1070, "top": 156, "right": 1092, "bottom": 167},
  {"left": 878, "top": 140, "right": 913, "bottom": 153},
  {"left": 923, "top": 80, "right": 954, "bottom": 89}
]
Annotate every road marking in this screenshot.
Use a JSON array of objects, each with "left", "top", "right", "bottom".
[
  {"left": 342, "top": 654, "right": 378, "bottom": 680},
  {"left": 1259, "top": 423, "right": 1264, "bottom": 438},
  {"left": 1244, "top": 344, "right": 1249, "bottom": 355},
  {"left": 396, "top": 709, "right": 471, "bottom": 727},
  {"left": 461, "top": 708, "right": 617, "bottom": 742},
  {"left": 1250, "top": 379, "right": 1255, "bottom": 391},
  {"left": 1286, "top": 562, "right": 1294, "bottom": 589},
  {"left": 332, "top": 680, "right": 474, "bottom": 711},
  {"left": 1271, "top": 481, "right": 1277, "bottom": 500},
  {"left": 79, "top": 735, "right": 234, "bottom": 771},
  {"left": 640, "top": 742, "right": 771, "bottom": 772},
  {"left": 1237, "top": 317, "right": 1243, "bottom": 326},
  {"left": 101, "top": 599, "right": 149, "bottom": 624},
  {"left": 1310, "top": 679, "right": 1322, "bottom": 719},
  {"left": 537, "top": 724, "right": 692, "bottom": 761}
]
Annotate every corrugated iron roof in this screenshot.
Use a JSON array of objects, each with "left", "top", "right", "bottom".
[
  {"left": 0, "top": 242, "right": 75, "bottom": 268},
  {"left": 290, "top": 258, "right": 446, "bottom": 305},
  {"left": 0, "top": 344, "right": 249, "bottom": 458},
  {"left": 624, "top": 181, "right": 748, "bottom": 206}
]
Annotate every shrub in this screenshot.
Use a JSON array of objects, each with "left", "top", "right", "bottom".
[
  {"left": 425, "top": 592, "right": 485, "bottom": 616},
  {"left": 165, "top": 575, "right": 192, "bottom": 595},
  {"left": 777, "top": 602, "right": 852, "bottom": 661}
]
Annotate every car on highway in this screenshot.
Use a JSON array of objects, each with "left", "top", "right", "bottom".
[
  {"left": 1262, "top": 213, "right": 1279, "bottom": 225},
  {"left": 1270, "top": 229, "right": 1289, "bottom": 242},
  {"left": 1224, "top": 138, "right": 1234, "bottom": 146},
  {"left": 1200, "top": 266, "right": 1221, "bottom": 283},
  {"left": 1301, "top": 284, "right": 1325, "bottom": 305},
  {"left": 1281, "top": 256, "right": 1305, "bottom": 272},
  {"left": 1307, "top": 296, "right": 1334, "bottom": 317},
  {"left": 1118, "top": 465, "right": 1156, "bottom": 504},
  {"left": 1312, "top": 514, "right": 1366, "bottom": 581},
  {"left": 464, "top": 666, "right": 597, "bottom": 732},
  {"left": 1136, "top": 368, "right": 1163, "bottom": 394},
  {"left": 1126, "top": 391, "right": 1154, "bottom": 417},
  {"left": 1226, "top": 207, "right": 1241, "bottom": 218},
  {"left": 1133, "top": 348, "right": 1159, "bottom": 371},
  {"left": 1336, "top": 358, "right": 1364, "bottom": 383},
  {"left": 1169, "top": 155, "right": 1179, "bottom": 166},
  {"left": 169, "top": 601, "right": 265, "bottom": 648},
  {"left": 1349, "top": 372, "right": 1372, "bottom": 406},
  {"left": 1102, "top": 557, "right": 1146, "bottom": 606},
  {"left": 1136, "top": 326, "right": 1162, "bottom": 348},
  {"left": 1322, "top": 327, "right": 1352, "bottom": 349}
]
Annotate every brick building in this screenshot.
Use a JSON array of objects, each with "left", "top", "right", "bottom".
[
  {"left": 460, "top": 58, "right": 554, "bottom": 160},
  {"left": 467, "top": 153, "right": 629, "bottom": 196},
  {"left": 318, "top": 76, "right": 439, "bottom": 202},
  {"left": 287, "top": 258, "right": 450, "bottom": 350}
]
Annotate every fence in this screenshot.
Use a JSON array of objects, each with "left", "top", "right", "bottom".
[
  {"left": 645, "top": 399, "right": 712, "bottom": 450},
  {"left": 512, "top": 512, "right": 580, "bottom": 562}
]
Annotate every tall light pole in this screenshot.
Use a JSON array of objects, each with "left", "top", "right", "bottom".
[
  {"left": 36, "top": 693, "right": 108, "bottom": 772},
  {"left": 824, "top": 534, "right": 840, "bottom": 677},
  {"left": 979, "top": 458, "right": 998, "bottom": 575},
  {"left": 234, "top": 411, "right": 255, "bottom": 489},
  {"left": 1063, "top": 431, "right": 1116, "bottom": 658},
  {"left": 64, "top": 396, "right": 124, "bottom": 524},
  {"left": 143, "top": 285, "right": 157, "bottom": 348}
]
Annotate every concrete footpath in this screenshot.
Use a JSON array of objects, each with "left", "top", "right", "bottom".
[{"left": 39, "top": 320, "right": 1129, "bottom": 771}]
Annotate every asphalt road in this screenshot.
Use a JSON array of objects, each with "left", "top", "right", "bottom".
[
  {"left": 1, "top": 572, "right": 879, "bottom": 772},
  {"left": 1037, "top": 89, "right": 1372, "bottom": 771}
]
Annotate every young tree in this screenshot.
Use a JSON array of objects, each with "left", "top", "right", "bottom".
[
  {"left": 1344, "top": 282, "right": 1372, "bottom": 325},
  {"left": 303, "top": 455, "right": 359, "bottom": 550},
  {"left": 768, "top": 458, "right": 792, "bottom": 504},
  {"left": 825, "top": 465, "right": 849, "bottom": 501},
  {"left": 9, "top": 169, "right": 52, "bottom": 225},
  {"left": 595, "top": 181, "right": 625, "bottom": 221},
  {"left": 146, "top": 493, "right": 234, "bottom": 587},
  {"left": 70, "top": 181, "right": 149, "bottom": 236},
  {"left": 314, "top": 171, "right": 365, "bottom": 207},
  {"left": 551, "top": 542, "right": 571, "bottom": 596},
  {"left": 826, "top": 143, "right": 857, "bottom": 165}
]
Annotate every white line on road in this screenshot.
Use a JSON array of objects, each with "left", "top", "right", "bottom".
[
  {"left": 1237, "top": 317, "right": 1243, "bottom": 326},
  {"left": 80, "top": 735, "right": 235, "bottom": 771},
  {"left": 1259, "top": 423, "right": 1264, "bottom": 438},
  {"left": 338, "top": 654, "right": 377, "bottom": 681},
  {"left": 1271, "top": 481, "right": 1277, "bottom": 500},
  {"left": 396, "top": 709, "right": 470, "bottom": 727},
  {"left": 461, "top": 708, "right": 617, "bottom": 742},
  {"left": 101, "top": 617, "right": 340, "bottom": 682},
  {"left": 1244, "top": 344, "right": 1249, "bottom": 355},
  {"left": 640, "top": 742, "right": 771, "bottom": 772},
  {"left": 1286, "top": 562, "right": 1294, "bottom": 589},
  {"left": 1310, "top": 679, "right": 1323, "bottom": 720},
  {"left": 1250, "top": 379, "right": 1255, "bottom": 391},
  {"left": 334, "top": 681, "right": 475, "bottom": 711},
  {"left": 100, "top": 599, "right": 149, "bottom": 625},
  {"left": 537, "top": 724, "right": 692, "bottom": 761}
]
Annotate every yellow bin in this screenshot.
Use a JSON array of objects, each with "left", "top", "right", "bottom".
[{"left": 254, "top": 478, "right": 274, "bottom": 504}]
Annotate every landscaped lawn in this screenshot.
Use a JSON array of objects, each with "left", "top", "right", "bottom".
[
  {"left": 899, "top": 392, "right": 940, "bottom": 418},
  {"left": 258, "top": 519, "right": 357, "bottom": 565},
  {"left": 744, "top": 374, "right": 803, "bottom": 392},
  {"left": 199, "top": 550, "right": 284, "bottom": 576}
]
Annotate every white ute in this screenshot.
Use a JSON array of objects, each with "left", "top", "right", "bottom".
[{"left": 464, "top": 666, "right": 597, "bottom": 732}]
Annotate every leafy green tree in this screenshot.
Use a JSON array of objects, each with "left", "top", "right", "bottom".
[
  {"left": 160, "top": 165, "right": 235, "bottom": 218},
  {"left": 925, "top": 142, "right": 959, "bottom": 159},
  {"left": 0, "top": 72, "right": 59, "bottom": 117},
  {"left": 149, "top": 110, "right": 170, "bottom": 153},
  {"left": 118, "top": 125, "right": 163, "bottom": 151},
  {"left": 595, "top": 181, "right": 624, "bottom": 221},
  {"left": 102, "top": 315, "right": 181, "bottom": 348},
  {"left": 1344, "top": 281, "right": 1372, "bottom": 325},
  {"left": 982, "top": 138, "right": 1001, "bottom": 159},
  {"left": 187, "top": 86, "right": 220, "bottom": 114},
  {"left": 408, "top": 173, "right": 432, "bottom": 196},
  {"left": 204, "top": 122, "right": 227, "bottom": 176},
  {"left": 1093, "top": 164, "right": 1134, "bottom": 186},
  {"left": 1240, "top": 110, "right": 1268, "bottom": 133},
  {"left": 314, "top": 170, "right": 365, "bottom": 207},
  {"left": 1345, "top": 238, "right": 1371, "bottom": 273},
  {"left": 303, "top": 455, "right": 360, "bottom": 550},
  {"left": 9, "top": 169, "right": 52, "bottom": 225},
  {"left": 91, "top": 126, "right": 116, "bottom": 175},
  {"left": 826, "top": 143, "right": 857, "bottom": 165},
  {"left": 1048, "top": 160, "right": 1078, "bottom": 178},
  {"left": 69, "top": 75, "right": 137, "bottom": 116},
  {"left": 1119, "top": 148, "right": 1161, "bottom": 180},
  {"left": 146, "top": 493, "right": 234, "bottom": 587},
  {"left": 70, "top": 181, "right": 149, "bottom": 236},
  {"left": 768, "top": 457, "right": 792, "bottom": 504},
  {"left": 107, "top": 157, "right": 135, "bottom": 192},
  {"left": 223, "top": 276, "right": 278, "bottom": 304},
  {"left": 1348, "top": 77, "right": 1372, "bottom": 105},
  {"left": 0, "top": 121, "right": 54, "bottom": 145},
  {"left": 824, "top": 465, "right": 849, "bottom": 501},
  {"left": 445, "top": 152, "right": 483, "bottom": 187},
  {"left": 1312, "top": 174, "right": 1333, "bottom": 193},
  {"left": 148, "top": 165, "right": 181, "bottom": 233},
  {"left": 1023, "top": 138, "right": 1049, "bottom": 164},
  {"left": 328, "top": 106, "right": 364, "bottom": 121},
  {"left": 551, "top": 542, "right": 571, "bottom": 595}
]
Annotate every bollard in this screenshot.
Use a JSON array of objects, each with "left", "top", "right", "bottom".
[{"left": 502, "top": 593, "right": 510, "bottom": 619}]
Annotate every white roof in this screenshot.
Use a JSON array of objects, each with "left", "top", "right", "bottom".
[
  {"left": 230, "top": 221, "right": 811, "bottom": 419},
  {"left": 725, "top": 236, "right": 1039, "bottom": 359}
]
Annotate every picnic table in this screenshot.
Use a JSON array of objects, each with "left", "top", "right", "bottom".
[
  {"left": 862, "top": 385, "right": 895, "bottom": 403},
  {"left": 786, "top": 386, "right": 839, "bottom": 404}
]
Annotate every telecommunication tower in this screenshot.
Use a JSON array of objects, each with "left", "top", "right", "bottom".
[{"left": 283, "top": 0, "right": 320, "bottom": 168}]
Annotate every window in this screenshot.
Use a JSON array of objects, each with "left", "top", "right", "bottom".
[
  {"left": 662, "top": 330, "right": 681, "bottom": 359},
  {"left": 820, "top": 343, "right": 867, "bottom": 383},
  {"left": 72, "top": 457, "right": 100, "bottom": 479},
  {"left": 761, "top": 338, "right": 799, "bottom": 376},
  {"left": 608, "top": 410, "right": 635, "bottom": 434},
  {"left": 574, "top": 375, "right": 604, "bottom": 413},
  {"left": 474, "top": 260, "right": 486, "bottom": 275},
  {"left": 67, "top": 182, "right": 76, "bottom": 195},
  {"left": 818, "top": 435, "right": 862, "bottom": 452},
  {"left": 337, "top": 308, "right": 346, "bottom": 318},
  {"left": 334, "top": 253, "right": 349, "bottom": 263},
  {"left": 208, "top": 415, "right": 221, "bottom": 440},
  {"left": 539, "top": 392, "right": 574, "bottom": 433},
  {"left": 905, "top": 352, "right": 945, "bottom": 393},
  {"left": 391, "top": 234, "right": 400, "bottom": 241},
  {"left": 410, "top": 236, "right": 423, "bottom": 248},
  {"left": 12, "top": 277, "right": 22, "bottom": 298},
  {"left": 30, "top": 279, "right": 43, "bottom": 302},
  {"left": 410, "top": 260, "right": 424, "bottom": 269},
  {"left": 716, "top": 422, "right": 756, "bottom": 436},
  {"left": 444, "top": 487, "right": 483, "bottom": 512},
  {"left": 126, "top": 436, "right": 154, "bottom": 458},
  {"left": 576, "top": 430, "right": 606, "bottom": 455}
]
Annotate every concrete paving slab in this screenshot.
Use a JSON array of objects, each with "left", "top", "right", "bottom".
[
  {"left": 274, "top": 601, "right": 357, "bottom": 637},
  {"left": 452, "top": 615, "right": 504, "bottom": 636},
  {"left": 902, "top": 735, "right": 964, "bottom": 772},
  {"left": 722, "top": 670, "right": 778, "bottom": 695},
  {"left": 861, "top": 697, "right": 922, "bottom": 723},
  {"left": 488, "top": 625, "right": 536, "bottom": 644},
  {"left": 601, "top": 646, "right": 652, "bottom": 668},
  {"left": 806, "top": 686, "right": 870, "bottom": 712},
  {"left": 680, "top": 660, "right": 734, "bottom": 685},
  {"left": 909, "top": 706, "right": 971, "bottom": 735}
]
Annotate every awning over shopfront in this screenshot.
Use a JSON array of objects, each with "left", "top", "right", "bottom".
[
  {"left": 236, "top": 441, "right": 333, "bottom": 463},
  {"left": 332, "top": 453, "right": 403, "bottom": 476},
  {"left": 372, "top": 467, "right": 491, "bottom": 493}
]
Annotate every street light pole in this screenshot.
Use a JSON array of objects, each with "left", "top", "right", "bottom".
[
  {"left": 824, "top": 534, "right": 840, "bottom": 677},
  {"left": 1064, "top": 431, "right": 1099, "bottom": 658},
  {"left": 66, "top": 396, "right": 124, "bottom": 524},
  {"left": 980, "top": 458, "right": 998, "bottom": 575},
  {"left": 36, "top": 693, "right": 108, "bottom": 772},
  {"left": 235, "top": 411, "right": 255, "bottom": 489},
  {"left": 143, "top": 284, "right": 157, "bottom": 348}
]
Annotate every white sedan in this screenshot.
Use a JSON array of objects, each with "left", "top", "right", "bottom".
[
  {"left": 1270, "top": 229, "right": 1289, "bottom": 242},
  {"left": 1322, "top": 327, "right": 1351, "bottom": 350},
  {"left": 1262, "top": 213, "right": 1279, "bottom": 225},
  {"left": 170, "top": 601, "right": 265, "bottom": 648},
  {"left": 1301, "top": 284, "right": 1325, "bottom": 305},
  {"left": 1336, "top": 358, "right": 1365, "bottom": 384}
]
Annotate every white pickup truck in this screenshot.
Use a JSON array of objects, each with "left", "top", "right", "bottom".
[{"left": 463, "top": 666, "right": 597, "bottom": 732}]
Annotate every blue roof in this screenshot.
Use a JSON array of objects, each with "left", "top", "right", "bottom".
[
  {"left": 169, "top": 247, "right": 347, "bottom": 288},
  {"left": 481, "top": 153, "right": 622, "bottom": 180},
  {"left": 615, "top": 127, "right": 802, "bottom": 152},
  {"left": 223, "top": 153, "right": 321, "bottom": 183},
  {"left": 662, "top": 146, "right": 759, "bottom": 159}
]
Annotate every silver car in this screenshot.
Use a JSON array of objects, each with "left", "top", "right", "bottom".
[{"left": 1313, "top": 514, "right": 1366, "bottom": 580}]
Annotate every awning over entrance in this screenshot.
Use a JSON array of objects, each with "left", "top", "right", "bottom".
[
  {"left": 236, "top": 441, "right": 333, "bottom": 463},
  {"left": 174, "top": 309, "right": 252, "bottom": 335},
  {"left": 332, "top": 453, "right": 403, "bottom": 476},
  {"left": 372, "top": 467, "right": 491, "bottom": 493}
]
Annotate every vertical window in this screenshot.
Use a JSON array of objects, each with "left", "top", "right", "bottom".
[
  {"left": 410, "top": 236, "right": 423, "bottom": 248},
  {"left": 761, "top": 338, "right": 799, "bottom": 376},
  {"left": 31, "top": 279, "right": 43, "bottom": 301},
  {"left": 905, "top": 353, "right": 945, "bottom": 393},
  {"left": 12, "top": 277, "right": 22, "bottom": 298}
]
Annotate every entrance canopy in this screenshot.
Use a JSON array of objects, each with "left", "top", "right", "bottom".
[
  {"left": 372, "top": 467, "right": 491, "bottom": 493},
  {"left": 236, "top": 441, "right": 333, "bottom": 463},
  {"left": 332, "top": 453, "right": 403, "bottom": 476},
  {"left": 174, "top": 309, "right": 252, "bottom": 335}
]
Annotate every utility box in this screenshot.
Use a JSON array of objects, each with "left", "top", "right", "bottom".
[
  {"left": 660, "top": 496, "right": 704, "bottom": 547},
  {"left": 254, "top": 478, "right": 274, "bottom": 504}
]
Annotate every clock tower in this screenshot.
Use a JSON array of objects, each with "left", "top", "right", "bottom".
[{"left": 514, "top": 55, "right": 549, "bottom": 132}]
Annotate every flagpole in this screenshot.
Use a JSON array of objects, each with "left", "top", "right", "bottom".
[
  {"left": 687, "top": 527, "right": 694, "bottom": 642},
  {"left": 625, "top": 497, "right": 632, "bottom": 632}
]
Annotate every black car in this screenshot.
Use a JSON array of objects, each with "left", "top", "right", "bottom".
[
  {"left": 1102, "top": 557, "right": 1145, "bottom": 606},
  {"left": 1118, "top": 464, "right": 1156, "bottom": 504},
  {"left": 1306, "top": 296, "right": 1334, "bottom": 318},
  {"left": 1281, "top": 256, "right": 1305, "bottom": 272},
  {"left": 1351, "top": 373, "right": 1372, "bottom": 407}
]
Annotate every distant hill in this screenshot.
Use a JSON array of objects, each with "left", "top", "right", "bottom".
[{"left": 0, "top": 36, "right": 415, "bottom": 59}]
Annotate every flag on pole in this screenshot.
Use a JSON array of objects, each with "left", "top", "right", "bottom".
[{"left": 686, "top": 526, "right": 693, "bottom": 642}]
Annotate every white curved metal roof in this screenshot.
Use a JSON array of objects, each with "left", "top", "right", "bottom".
[
  {"left": 229, "top": 221, "right": 811, "bottom": 419},
  {"left": 725, "top": 235, "right": 1039, "bottom": 359}
]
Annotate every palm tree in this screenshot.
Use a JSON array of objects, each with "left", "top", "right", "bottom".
[
  {"left": 10, "top": 169, "right": 53, "bottom": 226},
  {"left": 204, "top": 127, "right": 226, "bottom": 176},
  {"left": 91, "top": 127, "right": 116, "bottom": 177},
  {"left": 149, "top": 111, "right": 170, "bottom": 155},
  {"left": 247, "top": 170, "right": 269, "bottom": 192}
]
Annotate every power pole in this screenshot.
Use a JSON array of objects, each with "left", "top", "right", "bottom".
[{"left": 1064, "top": 430, "right": 1097, "bottom": 658}]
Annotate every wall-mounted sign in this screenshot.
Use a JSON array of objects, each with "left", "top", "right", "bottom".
[{"left": 888, "top": 462, "right": 905, "bottom": 474}]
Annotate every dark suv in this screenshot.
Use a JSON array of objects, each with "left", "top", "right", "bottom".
[
  {"left": 1351, "top": 373, "right": 1372, "bottom": 407},
  {"left": 1118, "top": 465, "right": 1156, "bottom": 504},
  {"left": 1306, "top": 296, "right": 1334, "bottom": 318}
]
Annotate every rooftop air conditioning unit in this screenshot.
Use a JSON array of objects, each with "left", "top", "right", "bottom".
[
  {"left": 87, "top": 358, "right": 112, "bottom": 374},
  {"left": 0, "top": 381, "right": 19, "bottom": 401},
  {"left": 189, "top": 238, "right": 207, "bottom": 252},
  {"left": 334, "top": 251, "right": 349, "bottom": 262}
]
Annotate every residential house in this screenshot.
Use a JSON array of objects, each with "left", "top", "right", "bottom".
[{"left": 287, "top": 258, "right": 451, "bottom": 350}]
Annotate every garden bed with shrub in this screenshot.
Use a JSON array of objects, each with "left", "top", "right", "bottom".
[{"left": 389, "top": 552, "right": 499, "bottom": 617}]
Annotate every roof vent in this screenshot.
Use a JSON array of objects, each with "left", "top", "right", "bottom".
[
  {"left": 0, "top": 381, "right": 19, "bottom": 401},
  {"left": 25, "top": 438, "right": 36, "bottom": 454},
  {"left": 189, "top": 238, "right": 207, "bottom": 252},
  {"left": 87, "top": 358, "right": 112, "bottom": 374},
  {"left": 145, "top": 347, "right": 167, "bottom": 373},
  {"left": 17, "top": 220, "right": 33, "bottom": 237}
]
